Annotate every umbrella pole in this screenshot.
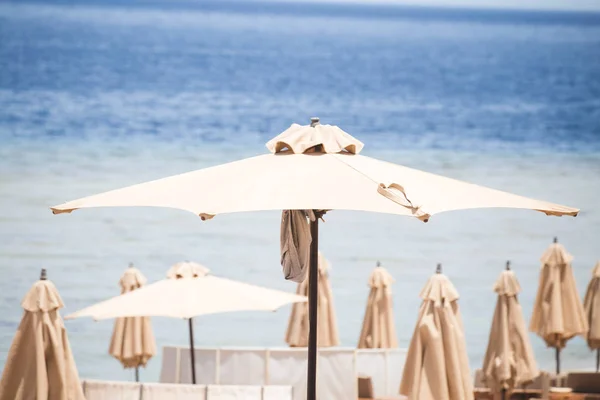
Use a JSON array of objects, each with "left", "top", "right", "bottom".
[
  {"left": 555, "top": 347, "right": 560, "bottom": 375},
  {"left": 596, "top": 349, "right": 599, "bottom": 372},
  {"left": 307, "top": 214, "right": 320, "bottom": 400},
  {"left": 500, "top": 388, "right": 506, "bottom": 400},
  {"left": 135, "top": 366, "right": 139, "bottom": 382},
  {"left": 188, "top": 318, "right": 197, "bottom": 384}
]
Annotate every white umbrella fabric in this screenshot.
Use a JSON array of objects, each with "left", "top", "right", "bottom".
[
  {"left": 66, "top": 261, "right": 307, "bottom": 383},
  {"left": 51, "top": 118, "right": 578, "bottom": 400}
]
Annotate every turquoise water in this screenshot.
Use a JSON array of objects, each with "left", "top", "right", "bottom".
[{"left": 0, "top": 0, "right": 599, "bottom": 382}]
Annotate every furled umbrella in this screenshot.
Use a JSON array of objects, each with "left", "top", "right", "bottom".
[
  {"left": 109, "top": 263, "right": 156, "bottom": 382},
  {"left": 529, "top": 237, "right": 588, "bottom": 375},
  {"left": 66, "top": 261, "right": 307, "bottom": 384},
  {"left": 0, "top": 269, "right": 85, "bottom": 400},
  {"left": 583, "top": 261, "right": 600, "bottom": 372},
  {"left": 358, "top": 262, "right": 398, "bottom": 349},
  {"left": 481, "top": 262, "right": 539, "bottom": 400},
  {"left": 50, "top": 118, "right": 578, "bottom": 400},
  {"left": 399, "top": 264, "right": 473, "bottom": 400},
  {"left": 286, "top": 251, "right": 339, "bottom": 347}
]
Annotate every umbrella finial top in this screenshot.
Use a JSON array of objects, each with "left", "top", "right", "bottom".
[
  {"left": 40, "top": 268, "right": 47, "bottom": 280},
  {"left": 553, "top": 236, "right": 558, "bottom": 243},
  {"left": 436, "top": 263, "right": 442, "bottom": 274},
  {"left": 506, "top": 260, "right": 511, "bottom": 270},
  {"left": 266, "top": 120, "right": 364, "bottom": 154}
]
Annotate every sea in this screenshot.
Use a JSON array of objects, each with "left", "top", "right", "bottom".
[{"left": 0, "top": 0, "right": 599, "bottom": 383}]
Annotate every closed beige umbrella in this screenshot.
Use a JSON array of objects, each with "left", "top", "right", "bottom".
[
  {"left": 583, "top": 261, "right": 600, "bottom": 372},
  {"left": 0, "top": 269, "right": 85, "bottom": 400},
  {"left": 286, "top": 251, "right": 339, "bottom": 347},
  {"left": 50, "top": 118, "right": 579, "bottom": 400},
  {"left": 400, "top": 265, "right": 473, "bottom": 400},
  {"left": 482, "top": 263, "right": 539, "bottom": 399},
  {"left": 358, "top": 263, "right": 398, "bottom": 349},
  {"left": 108, "top": 264, "right": 156, "bottom": 381},
  {"left": 529, "top": 238, "right": 588, "bottom": 374}
]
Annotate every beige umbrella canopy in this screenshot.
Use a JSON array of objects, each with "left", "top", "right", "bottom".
[
  {"left": 583, "top": 261, "right": 600, "bottom": 372},
  {"left": 358, "top": 263, "right": 398, "bottom": 349},
  {"left": 529, "top": 238, "right": 588, "bottom": 374},
  {"left": 482, "top": 263, "right": 539, "bottom": 398},
  {"left": 67, "top": 261, "right": 306, "bottom": 384},
  {"left": 50, "top": 118, "right": 579, "bottom": 400},
  {"left": 0, "top": 270, "right": 85, "bottom": 400},
  {"left": 400, "top": 266, "right": 473, "bottom": 400},
  {"left": 286, "top": 251, "right": 339, "bottom": 347},
  {"left": 108, "top": 264, "right": 156, "bottom": 381}
]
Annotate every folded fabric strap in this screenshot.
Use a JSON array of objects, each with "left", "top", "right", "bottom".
[
  {"left": 377, "top": 183, "right": 430, "bottom": 222},
  {"left": 280, "top": 210, "right": 316, "bottom": 282}
]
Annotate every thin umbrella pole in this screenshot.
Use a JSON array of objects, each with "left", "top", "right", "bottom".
[
  {"left": 307, "top": 215, "right": 319, "bottom": 400},
  {"left": 556, "top": 347, "right": 560, "bottom": 375},
  {"left": 596, "top": 349, "right": 599, "bottom": 373},
  {"left": 135, "top": 366, "right": 139, "bottom": 382},
  {"left": 188, "top": 318, "right": 197, "bottom": 384}
]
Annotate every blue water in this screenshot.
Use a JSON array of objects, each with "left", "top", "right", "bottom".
[{"left": 1, "top": 0, "right": 599, "bottom": 384}]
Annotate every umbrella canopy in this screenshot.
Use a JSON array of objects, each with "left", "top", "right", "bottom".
[
  {"left": 50, "top": 118, "right": 578, "bottom": 400},
  {"left": 358, "top": 264, "right": 398, "bottom": 349},
  {"left": 583, "top": 261, "right": 600, "bottom": 371},
  {"left": 51, "top": 121, "right": 578, "bottom": 221},
  {"left": 67, "top": 261, "right": 306, "bottom": 385},
  {"left": 481, "top": 266, "right": 539, "bottom": 394},
  {"left": 108, "top": 265, "right": 156, "bottom": 376},
  {"left": 0, "top": 270, "right": 85, "bottom": 400},
  {"left": 66, "top": 261, "right": 306, "bottom": 320},
  {"left": 399, "top": 270, "right": 473, "bottom": 400},
  {"left": 529, "top": 240, "right": 588, "bottom": 373},
  {"left": 286, "top": 251, "right": 339, "bottom": 347}
]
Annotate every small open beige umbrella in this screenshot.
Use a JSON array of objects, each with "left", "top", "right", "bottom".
[
  {"left": 482, "top": 262, "right": 538, "bottom": 400},
  {"left": 109, "top": 264, "right": 156, "bottom": 381},
  {"left": 286, "top": 251, "right": 339, "bottom": 347},
  {"left": 400, "top": 265, "right": 473, "bottom": 400},
  {"left": 358, "top": 262, "right": 398, "bottom": 349},
  {"left": 67, "top": 261, "right": 307, "bottom": 384},
  {"left": 529, "top": 238, "right": 588, "bottom": 374},
  {"left": 583, "top": 261, "right": 600, "bottom": 372},
  {"left": 0, "top": 269, "right": 85, "bottom": 400}
]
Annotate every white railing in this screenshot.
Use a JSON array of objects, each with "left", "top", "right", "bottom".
[
  {"left": 160, "top": 346, "right": 408, "bottom": 400},
  {"left": 82, "top": 379, "right": 292, "bottom": 400}
]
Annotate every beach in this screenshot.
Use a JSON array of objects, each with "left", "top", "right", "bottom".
[{"left": 0, "top": 0, "right": 599, "bottom": 383}]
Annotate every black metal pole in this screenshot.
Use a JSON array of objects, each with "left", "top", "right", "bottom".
[
  {"left": 188, "top": 318, "right": 196, "bottom": 384},
  {"left": 596, "top": 349, "right": 599, "bottom": 373},
  {"left": 307, "top": 215, "right": 319, "bottom": 400},
  {"left": 135, "top": 366, "right": 139, "bottom": 382},
  {"left": 556, "top": 347, "right": 560, "bottom": 375}
]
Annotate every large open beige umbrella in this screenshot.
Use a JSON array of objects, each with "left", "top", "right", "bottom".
[
  {"left": 358, "top": 262, "right": 398, "bottom": 349},
  {"left": 400, "top": 265, "right": 473, "bottom": 400},
  {"left": 66, "top": 261, "right": 306, "bottom": 384},
  {"left": 529, "top": 238, "right": 588, "bottom": 374},
  {"left": 482, "top": 262, "right": 538, "bottom": 400},
  {"left": 50, "top": 118, "right": 578, "bottom": 400},
  {"left": 286, "top": 251, "right": 339, "bottom": 347},
  {"left": 0, "top": 269, "right": 85, "bottom": 400},
  {"left": 583, "top": 261, "right": 600, "bottom": 372},
  {"left": 109, "top": 264, "right": 156, "bottom": 382}
]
